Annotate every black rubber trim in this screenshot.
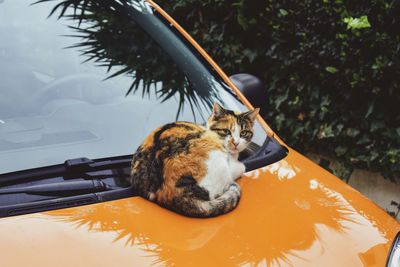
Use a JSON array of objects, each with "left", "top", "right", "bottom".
[{"left": 242, "top": 137, "right": 288, "bottom": 172}]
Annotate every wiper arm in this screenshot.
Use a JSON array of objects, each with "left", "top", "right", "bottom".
[
  {"left": 0, "top": 155, "right": 136, "bottom": 218},
  {"left": 0, "top": 156, "right": 132, "bottom": 186},
  {"left": 0, "top": 180, "right": 110, "bottom": 196}
]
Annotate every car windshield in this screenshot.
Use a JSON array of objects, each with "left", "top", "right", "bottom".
[{"left": 0, "top": 0, "right": 267, "bottom": 174}]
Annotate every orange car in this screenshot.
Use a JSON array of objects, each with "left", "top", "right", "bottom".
[{"left": 0, "top": 0, "right": 399, "bottom": 266}]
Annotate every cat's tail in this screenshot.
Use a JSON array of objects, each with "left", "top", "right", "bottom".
[{"left": 170, "top": 182, "right": 241, "bottom": 218}]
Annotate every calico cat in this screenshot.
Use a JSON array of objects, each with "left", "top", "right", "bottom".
[{"left": 130, "top": 102, "right": 259, "bottom": 217}]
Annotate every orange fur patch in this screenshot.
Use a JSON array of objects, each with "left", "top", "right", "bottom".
[
  {"left": 140, "top": 130, "right": 157, "bottom": 150},
  {"left": 155, "top": 130, "right": 223, "bottom": 204}
]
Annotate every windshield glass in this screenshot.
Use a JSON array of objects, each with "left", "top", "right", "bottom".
[{"left": 0, "top": 0, "right": 267, "bottom": 174}]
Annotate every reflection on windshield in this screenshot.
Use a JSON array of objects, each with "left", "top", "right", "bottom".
[
  {"left": 37, "top": 0, "right": 225, "bottom": 119},
  {"left": 0, "top": 0, "right": 267, "bottom": 173}
]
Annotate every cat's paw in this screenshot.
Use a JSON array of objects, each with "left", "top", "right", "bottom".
[
  {"left": 229, "top": 182, "right": 241, "bottom": 192},
  {"left": 147, "top": 192, "right": 156, "bottom": 201},
  {"left": 223, "top": 181, "right": 241, "bottom": 194},
  {"left": 225, "top": 182, "right": 241, "bottom": 206}
]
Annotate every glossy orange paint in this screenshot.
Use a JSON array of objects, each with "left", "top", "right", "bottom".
[{"left": 0, "top": 148, "right": 399, "bottom": 266}]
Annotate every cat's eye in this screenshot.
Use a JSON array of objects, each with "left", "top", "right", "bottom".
[
  {"left": 222, "top": 129, "right": 231, "bottom": 135},
  {"left": 216, "top": 129, "right": 231, "bottom": 136},
  {"left": 240, "top": 130, "right": 250, "bottom": 137}
]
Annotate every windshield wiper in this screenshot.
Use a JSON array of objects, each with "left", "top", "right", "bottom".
[
  {"left": 0, "top": 155, "right": 135, "bottom": 218},
  {"left": 0, "top": 156, "right": 132, "bottom": 186},
  {"left": 0, "top": 180, "right": 110, "bottom": 196}
]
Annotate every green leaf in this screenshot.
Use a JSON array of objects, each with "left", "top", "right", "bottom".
[
  {"left": 336, "top": 123, "right": 344, "bottom": 133},
  {"left": 335, "top": 146, "right": 347, "bottom": 156},
  {"left": 249, "top": 18, "right": 257, "bottom": 25},
  {"left": 365, "top": 101, "right": 375, "bottom": 118},
  {"left": 279, "top": 9, "right": 288, "bottom": 16},
  {"left": 243, "top": 49, "right": 257, "bottom": 63},
  {"left": 356, "top": 134, "right": 370, "bottom": 145},
  {"left": 273, "top": 90, "right": 288, "bottom": 110},
  {"left": 319, "top": 124, "right": 335, "bottom": 138},
  {"left": 335, "top": 33, "right": 347, "bottom": 39},
  {"left": 343, "top": 15, "right": 371, "bottom": 30},
  {"left": 346, "top": 128, "right": 360, "bottom": 137},
  {"left": 237, "top": 13, "right": 248, "bottom": 30},
  {"left": 292, "top": 96, "right": 300, "bottom": 105},
  {"left": 370, "top": 121, "right": 385, "bottom": 132},
  {"left": 324, "top": 125, "right": 335, "bottom": 138},
  {"left": 325, "top": 66, "right": 339, "bottom": 73}
]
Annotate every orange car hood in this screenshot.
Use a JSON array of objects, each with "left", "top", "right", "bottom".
[{"left": 0, "top": 148, "right": 399, "bottom": 266}]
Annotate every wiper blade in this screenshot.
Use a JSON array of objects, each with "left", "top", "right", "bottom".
[
  {"left": 0, "top": 156, "right": 132, "bottom": 186},
  {"left": 0, "top": 155, "right": 136, "bottom": 218},
  {"left": 0, "top": 180, "right": 110, "bottom": 196}
]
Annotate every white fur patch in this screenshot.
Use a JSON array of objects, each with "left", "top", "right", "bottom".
[{"left": 199, "top": 150, "right": 245, "bottom": 199}]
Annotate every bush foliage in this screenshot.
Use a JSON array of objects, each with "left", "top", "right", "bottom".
[{"left": 161, "top": 0, "right": 400, "bottom": 180}]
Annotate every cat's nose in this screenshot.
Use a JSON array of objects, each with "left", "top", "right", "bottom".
[{"left": 233, "top": 141, "right": 239, "bottom": 147}]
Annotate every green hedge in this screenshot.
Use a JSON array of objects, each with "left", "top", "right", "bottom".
[{"left": 160, "top": 0, "right": 400, "bottom": 181}]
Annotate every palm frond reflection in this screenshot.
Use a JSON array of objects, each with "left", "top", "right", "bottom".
[
  {"left": 35, "top": 0, "right": 216, "bottom": 119},
  {"left": 47, "top": 170, "right": 365, "bottom": 267}
]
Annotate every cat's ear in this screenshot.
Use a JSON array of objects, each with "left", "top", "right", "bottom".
[
  {"left": 211, "top": 102, "right": 226, "bottom": 120},
  {"left": 243, "top": 108, "right": 260, "bottom": 125}
]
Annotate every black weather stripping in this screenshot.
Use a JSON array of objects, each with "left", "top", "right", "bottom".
[{"left": 242, "top": 137, "right": 288, "bottom": 172}]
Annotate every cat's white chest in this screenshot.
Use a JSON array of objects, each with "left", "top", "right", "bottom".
[{"left": 199, "top": 150, "right": 245, "bottom": 199}]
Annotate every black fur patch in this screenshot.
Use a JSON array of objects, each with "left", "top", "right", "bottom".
[
  {"left": 130, "top": 145, "right": 163, "bottom": 198},
  {"left": 152, "top": 123, "right": 194, "bottom": 159},
  {"left": 176, "top": 175, "right": 210, "bottom": 201},
  {"left": 175, "top": 175, "right": 197, "bottom": 187}
]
